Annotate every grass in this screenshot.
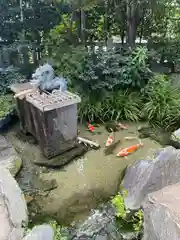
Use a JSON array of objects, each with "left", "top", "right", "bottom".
[
  {"left": 141, "top": 74, "right": 180, "bottom": 130},
  {"left": 78, "top": 74, "right": 180, "bottom": 130},
  {"left": 78, "top": 90, "right": 143, "bottom": 123}
]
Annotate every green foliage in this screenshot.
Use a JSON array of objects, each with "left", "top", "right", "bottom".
[
  {"left": 101, "top": 91, "right": 142, "bottom": 122},
  {"left": 51, "top": 45, "right": 88, "bottom": 87},
  {"left": 44, "top": 14, "right": 78, "bottom": 58},
  {"left": 0, "top": 94, "right": 16, "bottom": 119},
  {"left": 0, "top": 66, "right": 24, "bottom": 94},
  {"left": 78, "top": 72, "right": 180, "bottom": 131},
  {"left": 111, "top": 187, "right": 143, "bottom": 233},
  {"left": 78, "top": 91, "right": 143, "bottom": 123},
  {"left": 149, "top": 40, "right": 180, "bottom": 71},
  {"left": 111, "top": 188, "right": 128, "bottom": 219},
  {"left": 47, "top": 44, "right": 151, "bottom": 104},
  {"left": 26, "top": 220, "right": 68, "bottom": 240},
  {"left": 48, "top": 220, "right": 68, "bottom": 240},
  {"left": 141, "top": 74, "right": 180, "bottom": 129}
]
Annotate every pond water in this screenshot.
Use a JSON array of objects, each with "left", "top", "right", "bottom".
[{"left": 6, "top": 122, "right": 161, "bottom": 224}]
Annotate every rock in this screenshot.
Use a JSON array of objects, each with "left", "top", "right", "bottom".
[
  {"left": 35, "top": 179, "right": 58, "bottom": 192},
  {"left": 0, "top": 167, "right": 28, "bottom": 240},
  {"left": 142, "top": 183, "right": 180, "bottom": 240},
  {"left": 69, "top": 204, "right": 121, "bottom": 240},
  {"left": 171, "top": 128, "right": 180, "bottom": 143},
  {"left": 0, "top": 135, "right": 22, "bottom": 176},
  {"left": 23, "top": 225, "right": 54, "bottom": 240},
  {"left": 34, "top": 144, "right": 88, "bottom": 168},
  {"left": 68, "top": 203, "right": 138, "bottom": 240},
  {"left": 122, "top": 146, "right": 180, "bottom": 209},
  {"left": 24, "top": 195, "right": 35, "bottom": 205}
]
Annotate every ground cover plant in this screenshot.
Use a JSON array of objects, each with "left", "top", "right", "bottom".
[{"left": 0, "top": 94, "right": 16, "bottom": 119}]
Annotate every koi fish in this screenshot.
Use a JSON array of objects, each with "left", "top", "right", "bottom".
[
  {"left": 88, "top": 123, "right": 95, "bottom": 132},
  {"left": 104, "top": 140, "right": 121, "bottom": 156},
  {"left": 116, "top": 143, "right": 144, "bottom": 157},
  {"left": 124, "top": 136, "right": 138, "bottom": 140},
  {"left": 105, "top": 134, "right": 114, "bottom": 147},
  {"left": 118, "top": 123, "right": 128, "bottom": 130}
]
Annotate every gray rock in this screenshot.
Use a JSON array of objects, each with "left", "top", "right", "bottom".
[
  {"left": 171, "top": 128, "right": 180, "bottom": 143},
  {"left": 23, "top": 225, "right": 54, "bottom": 240},
  {"left": 95, "top": 235, "right": 108, "bottom": 240},
  {"left": 70, "top": 204, "right": 120, "bottom": 240},
  {"left": 142, "top": 183, "right": 180, "bottom": 240},
  {"left": 0, "top": 135, "right": 22, "bottom": 176},
  {"left": 69, "top": 204, "right": 138, "bottom": 240},
  {"left": 122, "top": 146, "right": 180, "bottom": 209},
  {"left": 0, "top": 167, "right": 28, "bottom": 240}
]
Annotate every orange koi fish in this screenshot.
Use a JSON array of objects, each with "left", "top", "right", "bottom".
[
  {"left": 116, "top": 143, "right": 144, "bottom": 157},
  {"left": 105, "top": 134, "right": 114, "bottom": 147}
]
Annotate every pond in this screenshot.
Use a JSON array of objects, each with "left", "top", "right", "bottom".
[{"left": 6, "top": 122, "right": 161, "bottom": 225}]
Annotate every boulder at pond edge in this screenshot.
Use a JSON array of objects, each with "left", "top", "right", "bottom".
[
  {"left": 68, "top": 203, "right": 138, "bottom": 240},
  {"left": 122, "top": 146, "right": 180, "bottom": 209},
  {"left": 0, "top": 167, "right": 28, "bottom": 240},
  {"left": 142, "top": 183, "right": 180, "bottom": 240},
  {"left": 23, "top": 225, "right": 54, "bottom": 240},
  {"left": 0, "top": 135, "right": 22, "bottom": 176}
]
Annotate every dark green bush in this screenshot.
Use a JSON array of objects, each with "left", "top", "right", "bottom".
[
  {"left": 0, "top": 66, "right": 25, "bottom": 94},
  {"left": 0, "top": 94, "right": 16, "bottom": 119},
  {"left": 148, "top": 40, "right": 180, "bottom": 73},
  {"left": 141, "top": 74, "right": 180, "bottom": 129},
  {"left": 48, "top": 45, "right": 152, "bottom": 96}
]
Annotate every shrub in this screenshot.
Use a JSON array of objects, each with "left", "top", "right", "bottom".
[
  {"left": 149, "top": 40, "right": 180, "bottom": 73},
  {"left": 78, "top": 90, "right": 143, "bottom": 123},
  {"left": 0, "top": 94, "right": 16, "bottom": 119},
  {"left": 101, "top": 91, "right": 143, "bottom": 122},
  {"left": 48, "top": 220, "right": 68, "bottom": 240},
  {"left": 141, "top": 74, "right": 180, "bottom": 129},
  {"left": 44, "top": 43, "right": 151, "bottom": 94},
  {"left": 0, "top": 66, "right": 25, "bottom": 94},
  {"left": 111, "top": 186, "right": 143, "bottom": 233}
]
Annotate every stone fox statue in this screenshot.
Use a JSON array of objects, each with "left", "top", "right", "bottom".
[{"left": 31, "top": 63, "right": 68, "bottom": 92}]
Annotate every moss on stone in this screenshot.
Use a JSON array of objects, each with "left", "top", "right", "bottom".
[{"left": 9, "top": 156, "right": 22, "bottom": 177}]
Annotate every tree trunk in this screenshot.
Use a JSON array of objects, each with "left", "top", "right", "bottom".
[
  {"left": 121, "top": 32, "right": 125, "bottom": 44},
  {"left": 80, "top": 8, "right": 86, "bottom": 44},
  {"left": 104, "top": 0, "right": 108, "bottom": 45},
  {"left": 126, "top": 0, "right": 138, "bottom": 47}
]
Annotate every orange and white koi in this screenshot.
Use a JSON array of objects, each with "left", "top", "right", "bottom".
[
  {"left": 116, "top": 143, "right": 144, "bottom": 157},
  {"left": 118, "top": 123, "right": 128, "bottom": 130},
  {"left": 105, "top": 134, "right": 114, "bottom": 147}
]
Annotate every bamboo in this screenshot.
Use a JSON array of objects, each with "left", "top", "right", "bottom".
[
  {"left": 14, "top": 89, "right": 35, "bottom": 99},
  {"left": 77, "top": 137, "right": 100, "bottom": 149}
]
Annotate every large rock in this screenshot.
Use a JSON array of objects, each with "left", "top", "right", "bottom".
[
  {"left": 122, "top": 146, "right": 180, "bottom": 209},
  {"left": 23, "top": 225, "right": 54, "bottom": 240},
  {"left": 0, "top": 167, "right": 28, "bottom": 240},
  {"left": 0, "top": 135, "right": 22, "bottom": 176},
  {"left": 142, "top": 183, "right": 180, "bottom": 240}
]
